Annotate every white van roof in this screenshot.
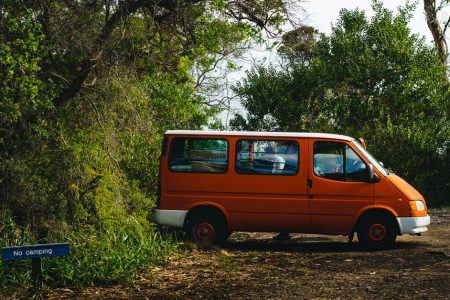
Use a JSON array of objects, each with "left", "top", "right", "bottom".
[{"left": 164, "top": 130, "right": 354, "bottom": 142}]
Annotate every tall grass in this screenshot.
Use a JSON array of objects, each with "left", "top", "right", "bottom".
[
  {"left": 0, "top": 216, "right": 37, "bottom": 291},
  {"left": 0, "top": 219, "right": 178, "bottom": 294},
  {"left": 45, "top": 227, "right": 177, "bottom": 286}
]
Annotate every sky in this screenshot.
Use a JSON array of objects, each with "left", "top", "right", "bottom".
[{"left": 219, "top": 0, "right": 444, "bottom": 127}]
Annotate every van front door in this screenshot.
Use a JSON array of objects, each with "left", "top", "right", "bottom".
[{"left": 307, "top": 139, "right": 374, "bottom": 234}]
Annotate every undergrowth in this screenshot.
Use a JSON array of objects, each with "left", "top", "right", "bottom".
[{"left": 0, "top": 218, "right": 178, "bottom": 296}]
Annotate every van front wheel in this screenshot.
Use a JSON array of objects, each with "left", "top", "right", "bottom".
[
  {"left": 187, "top": 212, "right": 226, "bottom": 248},
  {"left": 357, "top": 213, "right": 397, "bottom": 250}
]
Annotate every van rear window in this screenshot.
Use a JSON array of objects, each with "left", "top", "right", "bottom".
[
  {"left": 169, "top": 138, "right": 228, "bottom": 173},
  {"left": 236, "top": 140, "right": 299, "bottom": 175}
]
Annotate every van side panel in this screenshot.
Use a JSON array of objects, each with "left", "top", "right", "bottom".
[{"left": 160, "top": 135, "right": 310, "bottom": 233}]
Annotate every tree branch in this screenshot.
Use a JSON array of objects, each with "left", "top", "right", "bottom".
[
  {"left": 55, "top": 0, "right": 144, "bottom": 107},
  {"left": 443, "top": 16, "right": 450, "bottom": 35}
]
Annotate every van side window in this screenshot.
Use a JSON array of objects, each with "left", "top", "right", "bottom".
[
  {"left": 236, "top": 140, "right": 299, "bottom": 175},
  {"left": 345, "top": 144, "right": 368, "bottom": 181},
  {"left": 313, "top": 142, "right": 367, "bottom": 181},
  {"left": 169, "top": 138, "right": 228, "bottom": 173}
]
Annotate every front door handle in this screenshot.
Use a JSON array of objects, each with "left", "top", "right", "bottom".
[{"left": 307, "top": 179, "right": 312, "bottom": 189}]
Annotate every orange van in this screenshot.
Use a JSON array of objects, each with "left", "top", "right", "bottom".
[{"left": 155, "top": 130, "right": 430, "bottom": 249}]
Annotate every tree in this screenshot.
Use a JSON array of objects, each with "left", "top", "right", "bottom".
[
  {"left": 231, "top": 24, "right": 322, "bottom": 131},
  {"left": 278, "top": 25, "right": 320, "bottom": 67},
  {"left": 0, "top": 0, "right": 299, "bottom": 236},
  {"left": 1, "top": 0, "right": 306, "bottom": 288},
  {"left": 232, "top": 1, "right": 450, "bottom": 206},
  {"left": 42, "top": 0, "right": 298, "bottom": 107}
]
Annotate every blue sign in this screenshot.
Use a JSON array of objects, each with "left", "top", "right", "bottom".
[{"left": 2, "top": 243, "right": 69, "bottom": 261}]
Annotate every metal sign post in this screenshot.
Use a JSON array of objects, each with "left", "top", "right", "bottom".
[{"left": 31, "top": 257, "right": 42, "bottom": 287}]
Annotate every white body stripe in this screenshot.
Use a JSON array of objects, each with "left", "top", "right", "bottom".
[
  {"left": 396, "top": 215, "right": 431, "bottom": 234},
  {"left": 155, "top": 209, "right": 188, "bottom": 228}
]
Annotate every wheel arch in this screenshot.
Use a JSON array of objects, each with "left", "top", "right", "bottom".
[
  {"left": 184, "top": 203, "right": 228, "bottom": 230},
  {"left": 352, "top": 207, "right": 400, "bottom": 235}
]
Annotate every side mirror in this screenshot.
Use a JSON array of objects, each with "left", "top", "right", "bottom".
[{"left": 367, "top": 164, "right": 380, "bottom": 183}]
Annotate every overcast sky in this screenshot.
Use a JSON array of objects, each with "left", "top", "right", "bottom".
[{"left": 219, "top": 0, "right": 445, "bottom": 127}]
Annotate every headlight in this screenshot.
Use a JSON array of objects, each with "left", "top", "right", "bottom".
[{"left": 409, "top": 200, "right": 426, "bottom": 211}]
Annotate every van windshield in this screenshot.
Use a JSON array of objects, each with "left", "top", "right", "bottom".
[{"left": 352, "top": 140, "right": 388, "bottom": 176}]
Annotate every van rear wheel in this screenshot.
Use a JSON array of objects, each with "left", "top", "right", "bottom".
[
  {"left": 357, "top": 213, "right": 397, "bottom": 250},
  {"left": 187, "top": 211, "right": 226, "bottom": 248}
]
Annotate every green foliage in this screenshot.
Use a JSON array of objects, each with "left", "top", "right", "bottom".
[
  {"left": 231, "top": 64, "right": 325, "bottom": 131},
  {"left": 0, "top": 0, "right": 294, "bottom": 291},
  {"left": 44, "top": 226, "right": 176, "bottom": 286},
  {"left": 231, "top": 67, "right": 292, "bottom": 131},
  {"left": 0, "top": 4, "right": 54, "bottom": 129},
  {"left": 278, "top": 26, "right": 320, "bottom": 65},
  {"left": 0, "top": 216, "right": 177, "bottom": 293},
  {"left": 0, "top": 215, "right": 39, "bottom": 292},
  {"left": 232, "top": 1, "right": 450, "bottom": 206}
]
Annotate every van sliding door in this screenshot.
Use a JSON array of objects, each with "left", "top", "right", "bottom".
[{"left": 229, "top": 138, "right": 310, "bottom": 232}]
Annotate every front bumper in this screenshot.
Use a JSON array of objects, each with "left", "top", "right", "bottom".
[{"left": 396, "top": 215, "right": 430, "bottom": 235}]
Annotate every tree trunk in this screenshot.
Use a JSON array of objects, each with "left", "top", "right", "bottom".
[{"left": 424, "top": 0, "right": 448, "bottom": 67}]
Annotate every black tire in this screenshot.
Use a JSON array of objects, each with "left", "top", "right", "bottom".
[
  {"left": 187, "top": 211, "right": 227, "bottom": 248},
  {"left": 357, "top": 213, "right": 397, "bottom": 250}
]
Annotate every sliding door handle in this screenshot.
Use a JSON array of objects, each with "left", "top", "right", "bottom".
[{"left": 307, "top": 179, "right": 313, "bottom": 189}]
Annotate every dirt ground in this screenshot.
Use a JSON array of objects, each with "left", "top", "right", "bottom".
[{"left": 43, "top": 208, "right": 450, "bottom": 299}]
